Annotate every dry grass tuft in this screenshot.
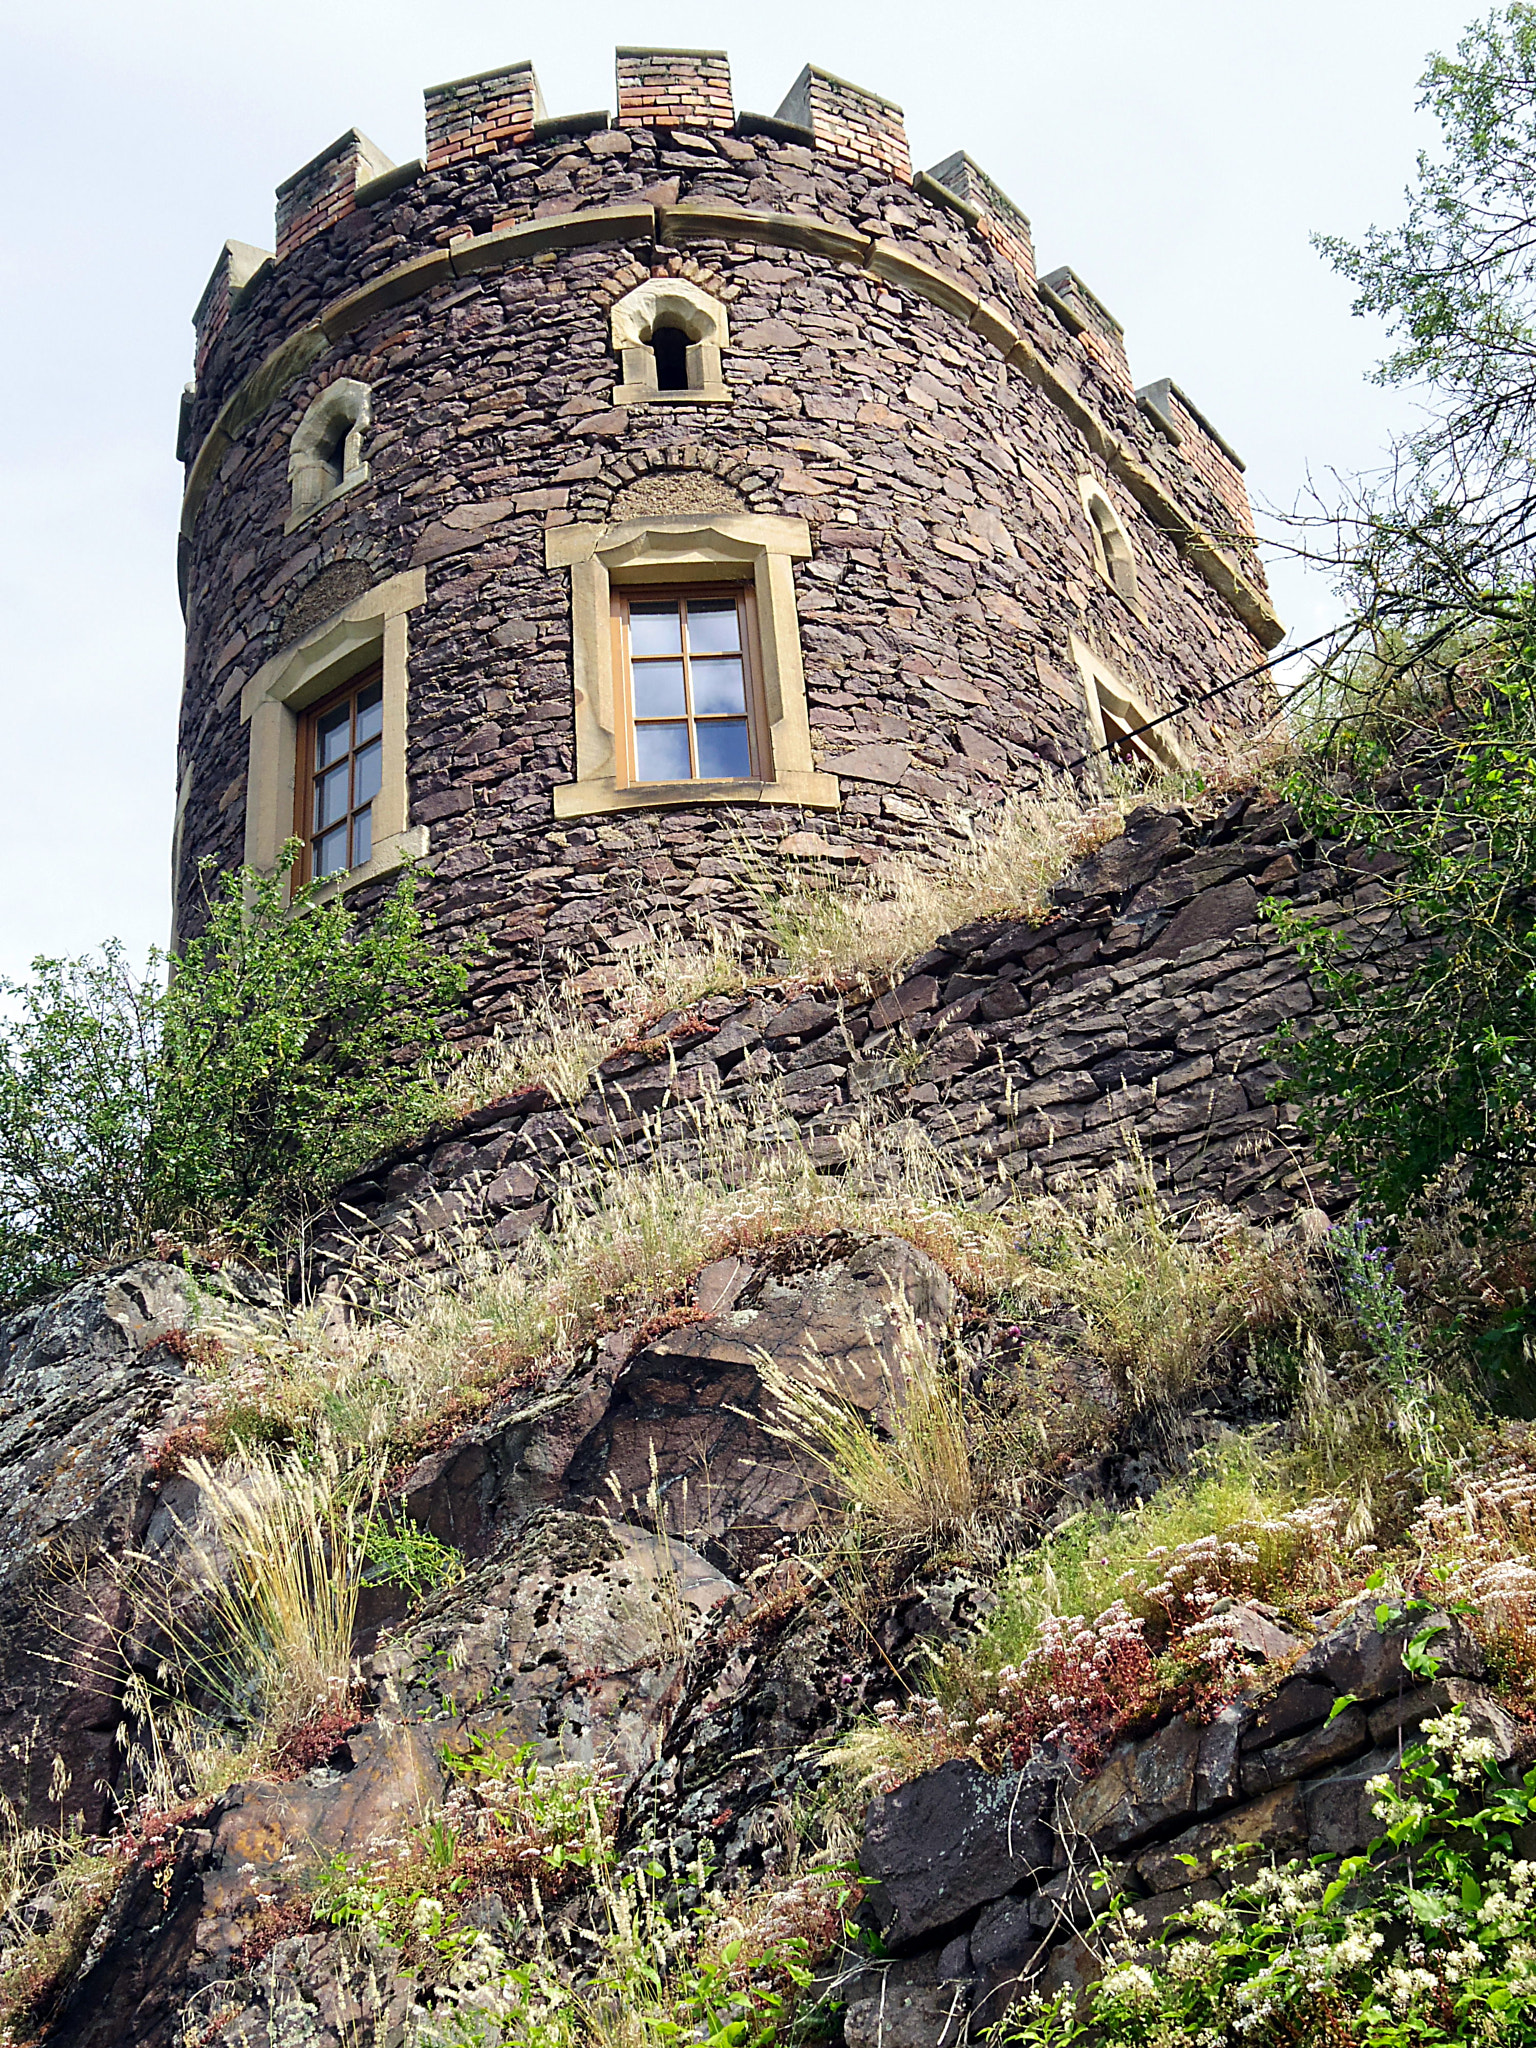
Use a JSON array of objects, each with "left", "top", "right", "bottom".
[
  {"left": 753, "top": 777, "right": 1146, "bottom": 986},
  {"left": 1036, "top": 1161, "right": 1311, "bottom": 1407},
  {"left": 124, "top": 1435, "right": 376, "bottom": 1752},
  {"left": 759, "top": 1320, "right": 981, "bottom": 1561},
  {"left": 182, "top": 1092, "right": 1038, "bottom": 1465}
]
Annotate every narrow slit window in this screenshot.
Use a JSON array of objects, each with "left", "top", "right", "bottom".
[
  {"left": 296, "top": 665, "right": 384, "bottom": 880},
  {"left": 651, "top": 325, "right": 690, "bottom": 392},
  {"left": 618, "top": 589, "right": 761, "bottom": 786}
]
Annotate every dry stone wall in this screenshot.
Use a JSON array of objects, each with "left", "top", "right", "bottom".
[
  {"left": 308, "top": 782, "right": 1392, "bottom": 1287},
  {"left": 176, "top": 48, "right": 1279, "bottom": 1023}
]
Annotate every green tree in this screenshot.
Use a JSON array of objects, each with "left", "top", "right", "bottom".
[
  {"left": 1302, "top": 6, "right": 1536, "bottom": 670},
  {"left": 1273, "top": 623, "right": 1536, "bottom": 1220},
  {"left": 0, "top": 854, "right": 465, "bottom": 1308},
  {"left": 150, "top": 854, "right": 467, "bottom": 1241},
  {"left": 0, "top": 945, "right": 161, "bottom": 1305}
]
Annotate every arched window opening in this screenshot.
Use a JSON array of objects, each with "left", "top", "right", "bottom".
[
  {"left": 610, "top": 280, "right": 731, "bottom": 406},
  {"left": 287, "top": 379, "right": 372, "bottom": 532},
  {"left": 651, "top": 325, "right": 691, "bottom": 392},
  {"left": 1079, "top": 479, "right": 1141, "bottom": 610},
  {"left": 1070, "top": 634, "right": 1187, "bottom": 788},
  {"left": 315, "top": 415, "right": 352, "bottom": 492}
]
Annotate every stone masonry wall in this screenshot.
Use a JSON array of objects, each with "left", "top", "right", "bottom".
[
  {"left": 177, "top": 49, "right": 1280, "bottom": 1028},
  {"left": 307, "top": 783, "right": 1391, "bottom": 1285}
]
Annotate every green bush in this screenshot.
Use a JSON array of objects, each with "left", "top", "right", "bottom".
[
  {"left": 1272, "top": 635, "right": 1536, "bottom": 1224},
  {"left": 150, "top": 855, "right": 465, "bottom": 1240},
  {"left": 0, "top": 851, "right": 464, "bottom": 1308},
  {"left": 0, "top": 944, "right": 161, "bottom": 1306}
]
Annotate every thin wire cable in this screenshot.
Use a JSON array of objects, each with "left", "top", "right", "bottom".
[{"left": 1060, "top": 623, "right": 1355, "bottom": 773}]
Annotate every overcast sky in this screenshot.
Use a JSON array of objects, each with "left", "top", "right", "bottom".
[{"left": 0, "top": 0, "right": 1465, "bottom": 982}]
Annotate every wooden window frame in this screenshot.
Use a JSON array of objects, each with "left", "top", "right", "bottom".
[
  {"left": 293, "top": 661, "right": 385, "bottom": 883},
  {"left": 610, "top": 583, "right": 771, "bottom": 791}
]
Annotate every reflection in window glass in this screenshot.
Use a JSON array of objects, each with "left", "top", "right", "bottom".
[
  {"left": 623, "top": 593, "right": 755, "bottom": 785},
  {"left": 301, "top": 671, "right": 384, "bottom": 879}
]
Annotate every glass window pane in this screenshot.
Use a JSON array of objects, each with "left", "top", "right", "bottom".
[
  {"left": 695, "top": 720, "right": 752, "bottom": 779},
  {"left": 355, "top": 682, "right": 383, "bottom": 744},
  {"left": 315, "top": 823, "right": 349, "bottom": 876},
  {"left": 354, "top": 737, "right": 383, "bottom": 806},
  {"left": 685, "top": 598, "right": 741, "bottom": 655},
  {"left": 632, "top": 660, "right": 687, "bottom": 719},
  {"left": 690, "top": 657, "right": 746, "bottom": 715},
  {"left": 627, "top": 601, "right": 683, "bottom": 658},
  {"left": 315, "top": 760, "right": 350, "bottom": 829},
  {"left": 316, "top": 702, "right": 351, "bottom": 769},
  {"left": 352, "top": 804, "right": 373, "bottom": 867},
  {"left": 634, "top": 723, "right": 692, "bottom": 782}
]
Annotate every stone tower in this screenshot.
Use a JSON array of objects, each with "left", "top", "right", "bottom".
[{"left": 173, "top": 48, "right": 1281, "bottom": 1021}]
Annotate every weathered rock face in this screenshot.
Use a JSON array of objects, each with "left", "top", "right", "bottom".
[
  {"left": 838, "top": 1601, "right": 1532, "bottom": 2035},
  {"left": 370, "top": 1509, "right": 735, "bottom": 1777},
  {"left": 0, "top": 1264, "right": 201, "bottom": 1831},
  {"left": 392, "top": 1233, "right": 956, "bottom": 1577},
  {"left": 562, "top": 1235, "right": 955, "bottom": 1570}
]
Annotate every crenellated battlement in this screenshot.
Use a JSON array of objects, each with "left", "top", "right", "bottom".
[
  {"left": 425, "top": 61, "right": 546, "bottom": 168},
  {"left": 187, "top": 47, "right": 1251, "bottom": 555}
]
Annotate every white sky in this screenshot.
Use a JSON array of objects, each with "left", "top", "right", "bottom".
[{"left": 0, "top": 0, "right": 1464, "bottom": 982}]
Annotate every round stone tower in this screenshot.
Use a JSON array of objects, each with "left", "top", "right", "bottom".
[{"left": 173, "top": 47, "right": 1282, "bottom": 1021}]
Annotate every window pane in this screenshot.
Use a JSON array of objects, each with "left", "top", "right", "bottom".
[
  {"left": 632, "top": 660, "right": 687, "bottom": 719},
  {"left": 690, "top": 657, "right": 745, "bottom": 715},
  {"left": 695, "top": 720, "right": 752, "bottom": 779},
  {"left": 634, "top": 723, "right": 692, "bottom": 781},
  {"left": 686, "top": 599, "right": 741, "bottom": 655},
  {"left": 354, "top": 737, "right": 383, "bottom": 806},
  {"left": 315, "top": 760, "right": 350, "bottom": 829},
  {"left": 355, "top": 682, "right": 383, "bottom": 744},
  {"left": 353, "top": 804, "right": 373, "bottom": 867},
  {"left": 316, "top": 702, "right": 351, "bottom": 769},
  {"left": 627, "top": 601, "right": 683, "bottom": 657},
  {"left": 315, "top": 823, "right": 349, "bottom": 876}
]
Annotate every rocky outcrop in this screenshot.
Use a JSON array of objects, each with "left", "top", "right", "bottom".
[
  {"left": 0, "top": 1264, "right": 206, "bottom": 1831},
  {"left": 17, "top": 1237, "right": 972, "bottom": 2044},
  {"left": 845, "top": 1593, "right": 1525, "bottom": 2035}
]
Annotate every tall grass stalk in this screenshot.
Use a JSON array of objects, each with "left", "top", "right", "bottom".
[
  {"left": 758, "top": 1319, "right": 981, "bottom": 1558},
  {"left": 751, "top": 780, "right": 1140, "bottom": 986},
  {"left": 138, "top": 1436, "right": 377, "bottom": 1745},
  {"left": 1043, "top": 1162, "right": 1307, "bottom": 1407}
]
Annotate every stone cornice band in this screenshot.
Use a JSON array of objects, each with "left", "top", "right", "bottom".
[{"left": 181, "top": 201, "right": 1284, "bottom": 650}]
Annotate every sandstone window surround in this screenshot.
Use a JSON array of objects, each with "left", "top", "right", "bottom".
[
  {"left": 549, "top": 513, "right": 839, "bottom": 818},
  {"left": 1069, "top": 632, "right": 1188, "bottom": 777},
  {"left": 240, "top": 569, "right": 428, "bottom": 898},
  {"left": 610, "top": 279, "right": 730, "bottom": 405},
  {"left": 1077, "top": 475, "right": 1142, "bottom": 615},
  {"left": 286, "top": 378, "right": 372, "bottom": 532}
]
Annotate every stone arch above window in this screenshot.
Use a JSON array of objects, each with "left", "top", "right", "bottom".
[
  {"left": 1078, "top": 475, "right": 1141, "bottom": 612},
  {"left": 287, "top": 379, "right": 372, "bottom": 532},
  {"left": 610, "top": 280, "right": 730, "bottom": 406}
]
